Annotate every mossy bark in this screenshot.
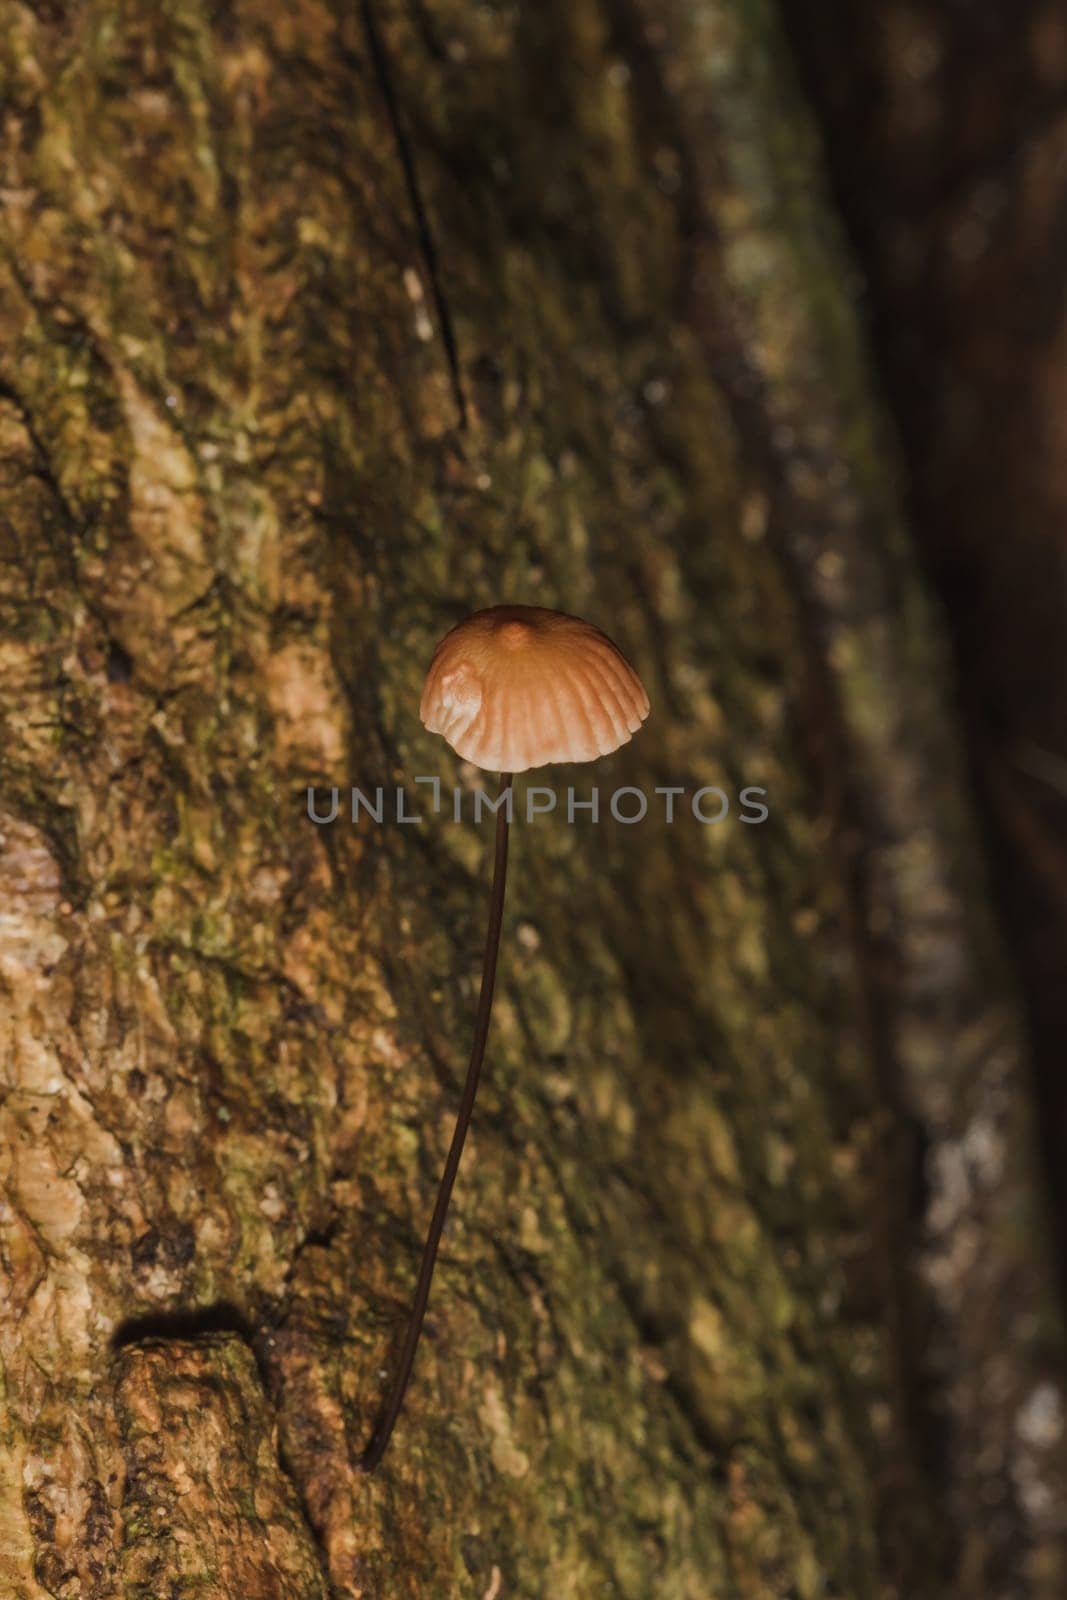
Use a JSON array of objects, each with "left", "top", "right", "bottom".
[{"left": 0, "top": 2, "right": 1063, "bottom": 1598}]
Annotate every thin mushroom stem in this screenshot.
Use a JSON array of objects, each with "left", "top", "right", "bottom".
[{"left": 361, "top": 770, "right": 514, "bottom": 1472}]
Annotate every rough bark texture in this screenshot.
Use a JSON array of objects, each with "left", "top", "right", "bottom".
[{"left": 0, "top": 2, "right": 1063, "bottom": 1598}]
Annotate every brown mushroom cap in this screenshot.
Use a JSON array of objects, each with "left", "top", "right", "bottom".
[{"left": 420, "top": 604, "right": 650, "bottom": 773}]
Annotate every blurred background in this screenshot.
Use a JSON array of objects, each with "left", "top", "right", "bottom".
[{"left": 786, "top": 0, "right": 1067, "bottom": 1279}]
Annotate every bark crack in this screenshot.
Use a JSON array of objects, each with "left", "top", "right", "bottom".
[{"left": 110, "top": 1304, "right": 335, "bottom": 1592}]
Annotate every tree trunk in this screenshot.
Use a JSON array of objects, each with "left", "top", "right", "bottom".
[
  {"left": 783, "top": 0, "right": 1067, "bottom": 1290},
  {"left": 0, "top": 2, "right": 1063, "bottom": 1597}
]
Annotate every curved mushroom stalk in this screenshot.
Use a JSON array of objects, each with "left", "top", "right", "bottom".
[{"left": 360, "top": 772, "right": 512, "bottom": 1472}]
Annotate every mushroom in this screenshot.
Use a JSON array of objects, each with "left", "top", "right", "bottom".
[{"left": 360, "top": 604, "right": 649, "bottom": 1472}]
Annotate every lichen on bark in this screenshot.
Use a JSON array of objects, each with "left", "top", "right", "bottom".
[{"left": 0, "top": 1, "right": 1063, "bottom": 1598}]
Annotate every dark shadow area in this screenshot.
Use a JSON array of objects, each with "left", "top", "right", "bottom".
[
  {"left": 782, "top": 0, "right": 1067, "bottom": 1286},
  {"left": 111, "top": 1301, "right": 259, "bottom": 1352}
]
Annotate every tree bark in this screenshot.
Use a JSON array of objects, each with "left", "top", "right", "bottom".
[
  {"left": 783, "top": 0, "right": 1067, "bottom": 1289},
  {"left": 0, "top": 2, "right": 1063, "bottom": 1598}
]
